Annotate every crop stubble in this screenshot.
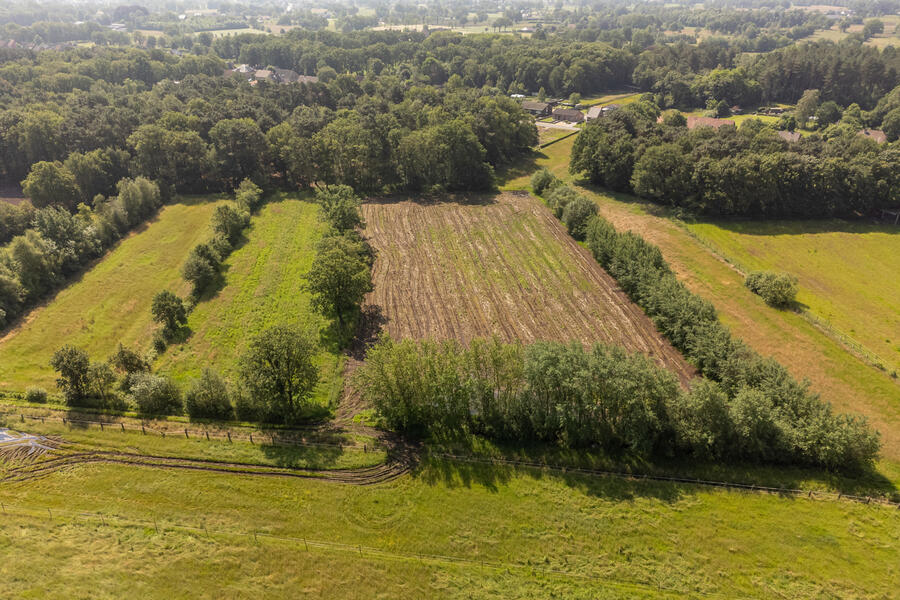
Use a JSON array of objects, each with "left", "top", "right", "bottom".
[{"left": 361, "top": 192, "right": 694, "bottom": 386}]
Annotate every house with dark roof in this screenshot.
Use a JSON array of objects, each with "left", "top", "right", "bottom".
[
  {"left": 552, "top": 107, "right": 585, "bottom": 123},
  {"left": 522, "top": 101, "right": 551, "bottom": 117},
  {"left": 272, "top": 67, "right": 301, "bottom": 83},
  {"left": 255, "top": 69, "right": 277, "bottom": 82}
]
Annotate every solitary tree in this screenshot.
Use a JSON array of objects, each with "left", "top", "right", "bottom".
[
  {"left": 151, "top": 290, "right": 187, "bottom": 337},
  {"left": 305, "top": 235, "right": 373, "bottom": 330},
  {"left": 50, "top": 345, "right": 91, "bottom": 404},
  {"left": 238, "top": 324, "right": 319, "bottom": 424}
]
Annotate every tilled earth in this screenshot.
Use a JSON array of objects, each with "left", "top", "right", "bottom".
[{"left": 361, "top": 192, "right": 695, "bottom": 386}]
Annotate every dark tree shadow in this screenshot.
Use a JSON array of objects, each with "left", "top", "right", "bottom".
[
  {"left": 494, "top": 149, "right": 548, "bottom": 187},
  {"left": 412, "top": 436, "right": 898, "bottom": 502}
]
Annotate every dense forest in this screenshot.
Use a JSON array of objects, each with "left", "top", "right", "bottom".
[{"left": 570, "top": 98, "right": 900, "bottom": 217}]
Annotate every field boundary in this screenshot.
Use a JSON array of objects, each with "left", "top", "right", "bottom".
[
  {"left": 0, "top": 408, "right": 366, "bottom": 450},
  {"left": 0, "top": 501, "right": 731, "bottom": 599},
  {"left": 538, "top": 129, "right": 578, "bottom": 149},
  {"left": 436, "top": 454, "right": 900, "bottom": 510}
]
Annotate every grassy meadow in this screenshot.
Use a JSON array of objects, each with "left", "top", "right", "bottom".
[
  {"left": 0, "top": 197, "right": 224, "bottom": 391},
  {"left": 156, "top": 196, "right": 344, "bottom": 407},
  {"left": 687, "top": 220, "right": 900, "bottom": 373},
  {"left": 1, "top": 458, "right": 898, "bottom": 598}
]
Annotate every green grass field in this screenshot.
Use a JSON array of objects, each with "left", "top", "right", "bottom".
[
  {"left": 1, "top": 457, "right": 898, "bottom": 598},
  {"left": 0, "top": 198, "right": 224, "bottom": 392},
  {"left": 155, "top": 196, "right": 344, "bottom": 407},
  {"left": 687, "top": 220, "right": 900, "bottom": 373}
]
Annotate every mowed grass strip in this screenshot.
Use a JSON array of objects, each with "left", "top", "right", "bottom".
[
  {"left": 686, "top": 220, "right": 900, "bottom": 372},
  {"left": 1, "top": 460, "right": 899, "bottom": 598},
  {"left": 0, "top": 198, "right": 224, "bottom": 391},
  {"left": 362, "top": 193, "right": 694, "bottom": 384},
  {"left": 156, "top": 196, "right": 343, "bottom": 406}
]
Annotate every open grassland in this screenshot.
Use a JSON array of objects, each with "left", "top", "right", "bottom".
[
  {"left": 361, "top": 193, "right": 694, "bottom": 385},
  {"left": 1, "top": 459, "right": 899, "bottom": 598},
  {"left": 156, "top": 197, "right": 343, "bottom": 405},
  {"left": 687, "top": 220, "right": 900, "bottom": 372},
  {"left": 806, "top": 17, "right": 900, "bottom": 48},
  {"left": 0, "top": 198, "right": 223, "bottom": 392}
]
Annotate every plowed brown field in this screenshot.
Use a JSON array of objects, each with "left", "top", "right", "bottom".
[{"left": 361, "top": 192, "right": 695, "bottom": 386}]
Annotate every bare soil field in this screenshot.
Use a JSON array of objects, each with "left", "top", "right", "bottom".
[{"left": 361, "top": 192, "right": 694, "bottom": 385}]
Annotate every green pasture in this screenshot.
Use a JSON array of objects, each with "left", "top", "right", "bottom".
[
  {"left": 1, "top": 457, "right": 898, "bottom": 599},
  {"left": 687, "top": 219, "right": 900, "bottom": 373},
  {"left": 155, "top": 196, "right": 343, "bottom": 407},
  {"left": 0, "top": 198, "right": 224, "bottom": 392}
]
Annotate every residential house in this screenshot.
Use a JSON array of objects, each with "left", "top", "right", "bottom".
[
  {"left": 522, "top": 101, "right": 551, "bottom": 117},
  {"left": 552, "top": 107, "right": 585, "bottom": 123}
]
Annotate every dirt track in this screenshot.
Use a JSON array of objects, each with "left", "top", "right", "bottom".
[{"left": 361, "top": 192, "right": 695, "bottom": 386}]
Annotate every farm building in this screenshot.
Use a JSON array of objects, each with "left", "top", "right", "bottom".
[
  {"left": 272, "top": 67, "right": 302, "bottom": 83},
  {"left": 585, "top": 104, "right": 620, "bottom": 121},
  {"left": 522, "top": 101, "right": 551, "bottom": 117},
  {"left": 552, "top": 107, "right": 585, "bottom": 123}
]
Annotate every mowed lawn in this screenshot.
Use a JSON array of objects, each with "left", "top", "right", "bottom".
[
  {"left": 0, "top": 198, "right": 223, "bottom": 391},
  {"left": 156, "top": 196, "right": 343, "bottom": 406},
  {"left": 1, "top": 460, "right": 898, "bottom": 598},
  {"left": 687, "top": 220, "right": 900, "bottom": 372}
]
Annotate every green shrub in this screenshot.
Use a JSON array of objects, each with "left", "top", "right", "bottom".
[
  {"left": 561, "top": 195, "right": 598, "bottom": 240},
  {"left": 545, "top": 185, "right": 580, "bottom": 219},
  {"left": 130, "top": 374, "right": 182, "bottom": 416},
  {"left": 745, "top": 271, "right": 798, "bottom": 307},
  {"left": 530, "top": 168, "right": 561, "bottom": 196},
  {"left": 24, "top": 386, "right": 48, "bottom": 404},
  {"left": 185, "top": 369, "right": 234, "bottom": 420}
]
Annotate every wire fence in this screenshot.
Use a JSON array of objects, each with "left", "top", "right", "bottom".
[
  {"left": 435, "top": 453, "right": 900, "bottom": 510},
  {"left": 0, "top": 500, "right": 736, "bottom": 599},
  {"left": 4, "top": 408, "right": 899, "bottom": 510},
  {"left": 0, "top": 408, "right": 379, "bottom": 453}
]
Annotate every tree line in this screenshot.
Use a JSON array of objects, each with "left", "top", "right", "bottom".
[
  {"left": 524, "top": 173, "right": 880, "bottom": 471},
  {"left": 0, "top": 178, "right": 160, "bottom": 328},
  {"left": 570, "top": 99, "right": 900, "bottom": 218}
]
